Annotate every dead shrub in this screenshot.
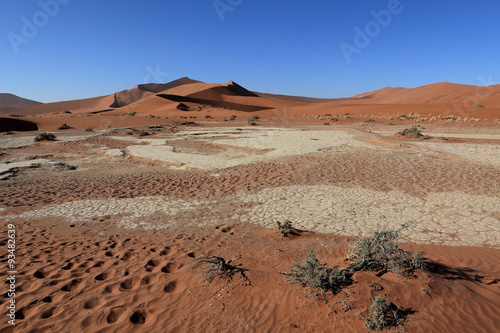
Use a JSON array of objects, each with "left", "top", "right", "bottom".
[{"left": 193, "top": 256, "right": 250, "bottom": 285}]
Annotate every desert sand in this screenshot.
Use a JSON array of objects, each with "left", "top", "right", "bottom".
[{"left": 1, "top": 79, "right": 499, "bottom": 332}]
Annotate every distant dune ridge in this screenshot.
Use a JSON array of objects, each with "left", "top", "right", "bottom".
[
  {"left": 1, "top": 79, "right": 499, "bottom": 120},
  {"left": 0, "top": 93, "right": 41, "bottom": 107},
  {"left": 353, "top": 82, "right": 500, "bottom": 105},
  {"left": 110, "top": 77, "right": 202, "bottom": 108}
]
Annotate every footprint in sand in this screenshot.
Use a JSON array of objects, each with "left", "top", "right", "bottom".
[
  {"left": 106, "top": 306, "right": 126, "bottom": 324},
  {"left": 95, "top": 272, "right": 110, "bottom": 281},
  {"left": 130, "top": 310, "right": 147, "bottom": 324},
  {"left": 163, "top": 280, "right": 178, "bottom": 293},
  {"left": 61, "top": 263, "right": 73, "bottom": 270},
  {"left": 83, "top": 298, "right": 103, "bottom": 310},
  {"left": 144, "top": 258, "right": 162, "bottom": 272},
  {"left": 61, "top": 278, "right": 82, "bottom": 292},
  {"left": 120, "top": 277, "right": 140, "bottom": 290},
  {"left": 215, "top": 224, "right": 234, "bottom": 234},
  {"left": 159, "top": 246, "right": 171, "bottom": 256},
  {"left": 121, "top": 251, "right": 136, "bottom": 262},
  {"left": 33, "top": 270, "right": 46, "bottom": 279},
  {"left": 161, "top": 263, "right": 176, "bottom": 273},
  {"left": 40, "top": 307, "right": 55, "bottom": 319},
  {"left": 140, "top": 275, "right": 158, "bottom": 285}
]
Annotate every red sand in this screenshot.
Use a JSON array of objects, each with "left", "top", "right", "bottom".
[{"left": 0, "top": 78, "right": 499, "bottom": 332}]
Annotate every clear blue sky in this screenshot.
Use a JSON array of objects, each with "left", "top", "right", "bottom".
[{"left": 1, "top": 0, "right": 499, "bottom": 103}]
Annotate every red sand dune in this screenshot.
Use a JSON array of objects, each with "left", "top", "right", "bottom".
[
  {"left": 110, "top": 77, "right": 201, "bottom": 108},
  {"left": 0, "top": 95, "right": 115, "bottom": 116},
  {"left": 353, "top": 82, "right": 500, "bottom": 105},
  {"left": 1, "top": 78, "right": 499, "bottom": 131},
  {"left": 0, "top": 93, "right": 41, "bottom": 107}
]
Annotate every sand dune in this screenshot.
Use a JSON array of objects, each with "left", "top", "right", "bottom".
[
  {"left": 0, "top": 95, "right": 115, "bottom": 116},
  {"left": 110, "top": 77, "right": 201, "bottom": 108},
  {"left": 353, "top": 86, "right": 410, "bottom": 100},
  {"left": 0, "top": 93, "right": 41, "bottom": 107},
  {"left": 354, "top": 82, "right": 500, "bottom": 105}
]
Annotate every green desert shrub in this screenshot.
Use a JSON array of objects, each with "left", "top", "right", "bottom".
[
  {"left": 58, "top": 123, "right": 72, "bottom": 130},
  {"left": 63, "top": 110, "right": 72, "bottom": 114},
  {"left": 138, "top": 131, "right": 150, "bottom": 137},
  {"left": 122, "top": 111, "right": 137, "bottom": 116},
  {"left": 247, "top": 117, "right": 257, "bottom": 125},
  {"left": 472, "top": 103, "right": 485, "bottom": 108},
  {"left": 288, "top": 251, "right": 352, "bottom": 296},
  {"left": 345, "top": 225, "right": 425, "bottom": 276},
  {"left": 34, "top": 133, "right": 56, "bottom": 142},
  {"left": 276, "top": 220, "right": 293, "bottom": 238},
  {"left": 397, "top": 125, "right": 424, "bottom": 138},
  {"left": 364, "top": 296, "right": 405, "bottom": 330}
]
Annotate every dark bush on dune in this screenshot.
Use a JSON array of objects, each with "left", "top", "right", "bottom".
[{"left": 35, "top": 132, "right": 56, "bottom": 142}]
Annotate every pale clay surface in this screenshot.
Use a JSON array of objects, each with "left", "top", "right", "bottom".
[
  {"left": 2, "top": 185, "right": 499, "bottom": 247},
  {"left": 123, "top": 129, "right": 376, "bottom": 169},
  {"left": 1, "top": 127, "right": 498, "bottom": 247}
]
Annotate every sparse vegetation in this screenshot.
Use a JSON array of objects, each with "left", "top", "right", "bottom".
[
  {"left": 34, "top": 132, "right": 56, "bottom": 142},
  {"left": 63, "top": 110, "right": 72, "bottom": 114},
  {"left": 126, "top": 131, "right": 133, "bottom": 135},
  {"left": 230, "top": 115, "right": 237, "bottom": 121},
  {"left": 122, "top": 111, "right": 137, "bottom": 116},
  {"left": 276, "top": 220, "right": 293, "bottom": 238},
  {"left": 472, "top": 103, "right": 485, "bottom": 108},
  {"left": 247, "top": 116, "right": 259, "bottom": 125},
  {"left": 8, "top": 114, "right": 24, "bottom": 117},
  {"left": 288, "top": 251, "right": 352, "bottom": 296},
  {"left": 193, "top": 256, "right": 250, "bottom": 285},
  {"left": 85, "top": 127, "right": 94, "bottom": 132},
  {"left": 397, "top": 125, "right": 425, "bottom": 138},
  {"left": 58, "top": 123, "right": 72, "bottom": 130},
  {"left": 138, "top": 131, "right": 149, "bottom": 137},
  {"left": 345, "top": 225, "right": 426, "bottom": 276},
  {"left": 364, "top": 296, "right": 406, "bottom": 330}
]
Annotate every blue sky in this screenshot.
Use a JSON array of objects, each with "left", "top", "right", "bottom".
[{"left": 1, "top": 0, "right": 499, "bottom": 103}]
